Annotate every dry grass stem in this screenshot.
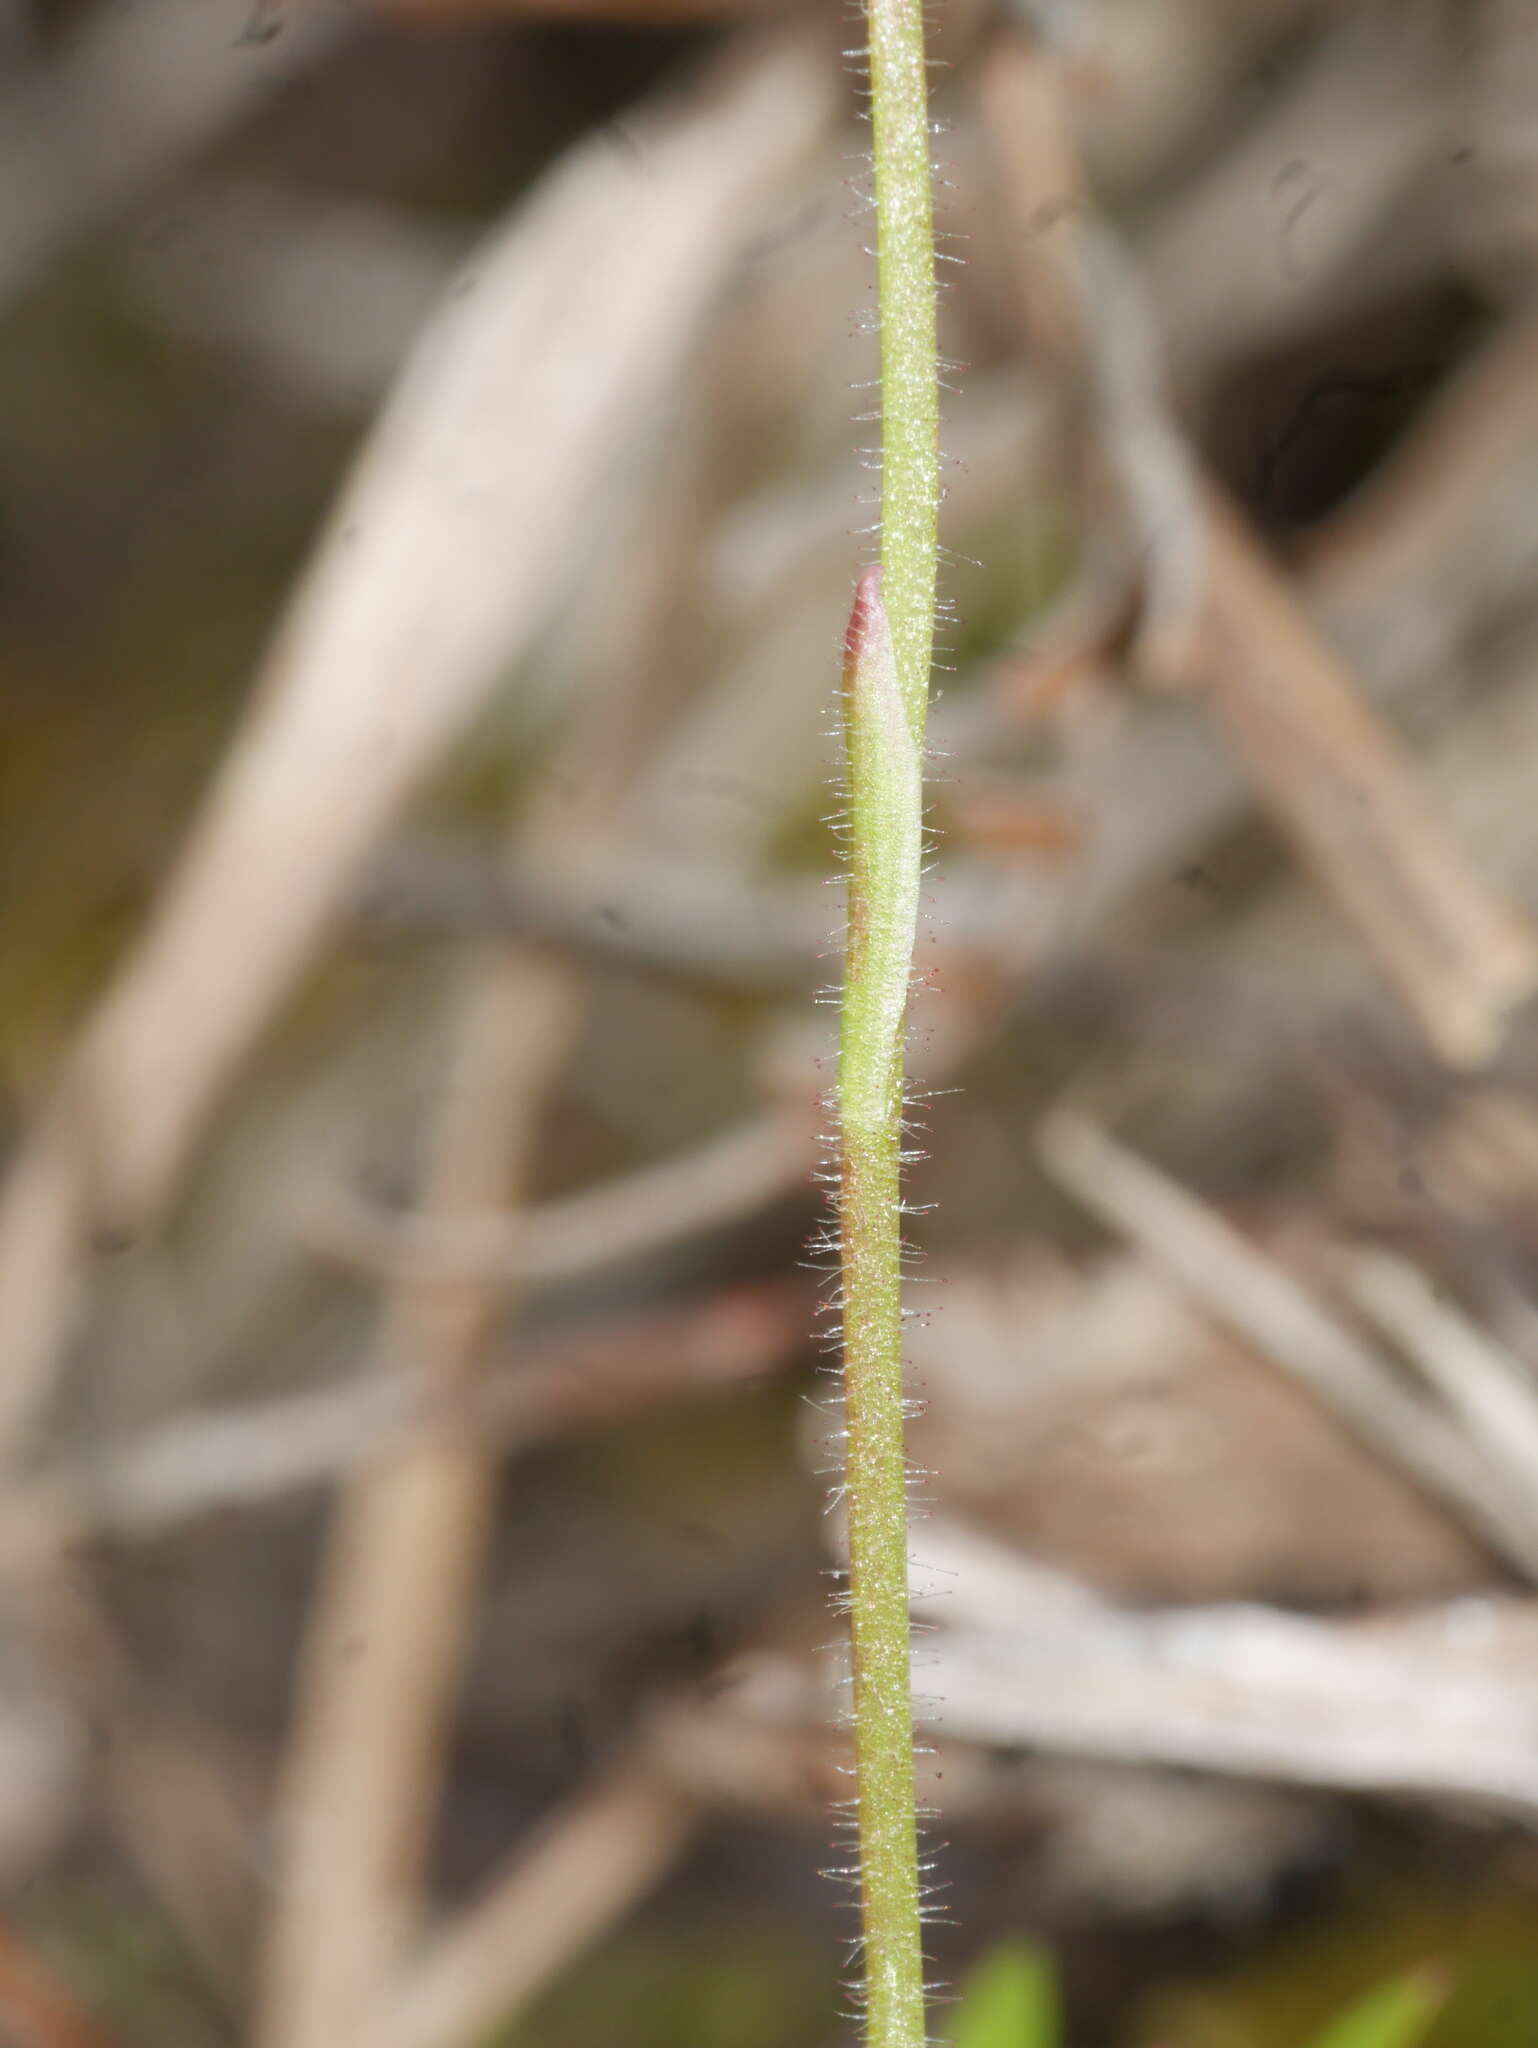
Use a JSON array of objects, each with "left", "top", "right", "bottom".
[
  {"left": 1037, "top": 1107, "right": 1538, "bottom": 1578},
  {"left": 10, "top": 1280, "right": 802, "bottom": 1546},
  {"left": 358, "top": 841, "right": 825, "bottom": 994},
  {"left": 9, "top": 7, "right": 1538, "bottom": 2034},
  {"left": 684, "top": 1533, "right": 1538, "bottom": 1817},
  {"left": 919, "top": 1568, "right": 1538, "bottom": 1815},
  {"left": 0, "top": 26, "right": 835, "bottom": 1473},
  {"left": 306, "top": 1110, "right": 814, "bottom": 1287},
  {"left": 379, "top": 1765, "right": 696, "bottom": 2048},
  {"left": 255, "top": 953, "right": 577, "bottom": 2048},
  {"left": 1191, "top": 491, "right": 1538, "bottom": 1064},
  {"left": 981, "top": 31, "right": 1536, "bottom": 1064},
  {"left": 1342, "top": 1248, "right": 1538, "bottom": 1512}
]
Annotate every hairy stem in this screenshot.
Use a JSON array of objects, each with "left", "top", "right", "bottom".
[
  {"left": 836, "top": 3, "right": 938, "bottom": 2042},
  {"left": 868, "top": 0, "right": 939, "bottom": 744}
]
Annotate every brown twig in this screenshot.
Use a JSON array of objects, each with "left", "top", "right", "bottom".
[
  {"left": 979, "top": 24, "right": 1537, "bottom": 1066},
  {"left": 1161, "top": 610, "right": 1538, "bottom": 1083},
  {"left": 11, "top": 1280, "right": 804, "bottom": 1546},
  {"left": 1190, "top": 488, "right": 1538, "bottom": 1065}
]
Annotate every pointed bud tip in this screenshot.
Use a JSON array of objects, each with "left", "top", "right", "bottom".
[{"left": 843, "top": 566, "right": 885, "bottom": 676}]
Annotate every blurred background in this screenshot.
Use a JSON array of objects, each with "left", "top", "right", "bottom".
[{"left": 5, "top": 0, "right": 1538, "bottom": 2042}]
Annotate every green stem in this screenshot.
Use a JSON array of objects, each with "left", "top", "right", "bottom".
[
  {"left": 868, "top": 0, "right": 939, "bottom": 744},
  {"left": 836, "top": 5, "right": 938, "bottom": 2044}
]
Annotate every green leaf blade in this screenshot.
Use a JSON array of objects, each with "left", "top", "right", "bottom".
[
  {"left": 1306, "top": 1968, "right": 1447, "bottom": 2048},
  {"left": 950, "top": 1940, "right": 1061, "bottom": 2048}
]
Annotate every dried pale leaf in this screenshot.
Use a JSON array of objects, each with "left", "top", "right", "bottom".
[
  {"left": 912, "top": 1519, "right": 1538, "bottom": 1815},
  {"left": 0, "top": 28, "right": 835, "bottom": 1462}
]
